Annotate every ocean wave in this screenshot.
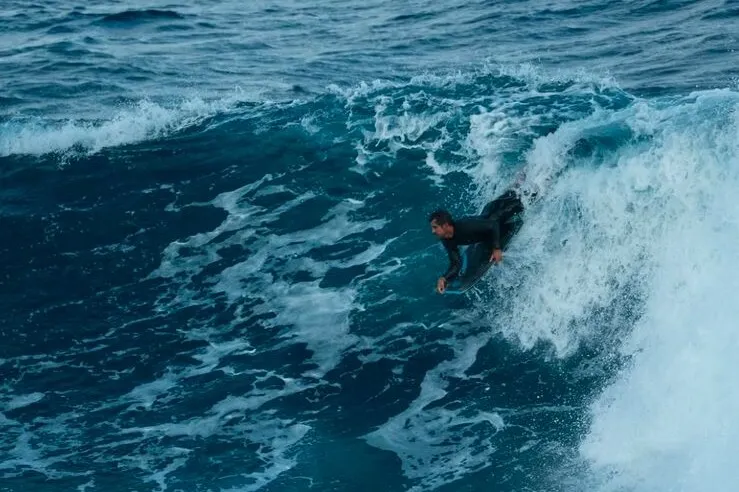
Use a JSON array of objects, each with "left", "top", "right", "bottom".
[{"left": 0, "top": 95, "right": 242, "bottom": 158}]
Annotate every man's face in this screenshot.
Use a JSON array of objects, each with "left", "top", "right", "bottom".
[{"left": 430, "top": 219, "right": 452, "bottom": 239}]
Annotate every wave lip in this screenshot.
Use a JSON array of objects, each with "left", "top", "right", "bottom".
[{"left": 0, "top": 96, "right": 238, "bottom": 157}]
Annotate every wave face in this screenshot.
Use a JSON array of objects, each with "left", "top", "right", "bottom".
[{"left": 3, "top": 1, "right": 739, "bottom": 491}]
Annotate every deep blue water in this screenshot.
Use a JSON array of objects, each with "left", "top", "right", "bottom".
[{"left": 4, "top": 1, "right": 739, "bottom": 491}]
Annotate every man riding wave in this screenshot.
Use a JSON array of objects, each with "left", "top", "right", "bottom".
[{"left": 429, "top": 176, "right": 532, "bottom": 294}]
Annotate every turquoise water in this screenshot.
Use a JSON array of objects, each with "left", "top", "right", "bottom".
[{"left": 3, "top": 2, "right": 739, "bottom": 491}]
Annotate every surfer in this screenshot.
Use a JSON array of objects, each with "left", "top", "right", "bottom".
[{"left": 429, "top": 187, "right": 526, "bottom": 294}]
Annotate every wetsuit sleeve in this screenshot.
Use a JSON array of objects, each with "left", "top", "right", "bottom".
[
  {"left": 483, "top": 219, "right": 501, "bottom": 249},
  {"left": 442, "top": 241, "right": 462, "bottom": 281}
]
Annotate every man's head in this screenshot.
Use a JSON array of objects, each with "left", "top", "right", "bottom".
[{"left": 429, "top": 209, "right": 454, "bottom": 239}]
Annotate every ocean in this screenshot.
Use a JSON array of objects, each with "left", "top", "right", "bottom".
[{"left": 3, "top": 1, "right": 739, "bottom": 491}]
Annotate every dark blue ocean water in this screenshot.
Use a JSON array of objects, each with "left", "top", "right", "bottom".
[{"left": 4, "top": 1, "right": 739, "bottom": 491}]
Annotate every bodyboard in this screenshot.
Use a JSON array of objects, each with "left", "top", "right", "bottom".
[{"left": 444, "top": 242, "right": 495, "bottom": 294}]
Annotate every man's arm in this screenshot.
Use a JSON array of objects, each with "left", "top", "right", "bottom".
[
  {"left": 481, "top": 218, "right": 502, "bottom": 263},
  {"left": 484, "top": 218, "right": 501, "bottom": 250},
  {"left": 437, "top": 241, "right": 461, "bottom": 294},
  {"left": 442, "top": 241, "right": 462, "bottom": 281}
]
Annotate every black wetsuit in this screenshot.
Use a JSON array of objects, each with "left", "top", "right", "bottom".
[{"left": 441, "top": 189, "right": 524, "bottom": 282}]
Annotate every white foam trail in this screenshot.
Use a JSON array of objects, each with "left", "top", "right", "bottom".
[
  {"left": 4, "top": 393, "right": 45, "bottom": 411},
  {"left": 119, "top": 397, "right": 310, "bottom": 492},
  {"left": 210, "top": 202, "right": 388, "bottom": 377},
  {"left": 264, "top": 281, "right": 358, "bottom": 377},
  {"left": 125, "top": 374, "right": 178, "bottom": 410},
  {"left": 365, "top": 334, "right": 504, "bottom": 491},
  {"left": 77, "top": 479, "right": 95, "bottom": 492},
  {"left": 178, "top": 188, "right": 389, "bottom": 378},
  {"left": 128, "top": 446, "right": 191, "bottom": 492},
  {"left": 0, "top": 420, "right": 72, "bottom": 479},
  {"left": 221, "top": 418, "right": 311, "bottom": 492},
  {"left": 150, "top": 175, "right": 277, "bottom": 281}
]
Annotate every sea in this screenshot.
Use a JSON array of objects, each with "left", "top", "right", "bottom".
[{"left": 3, "top": 1, "right": 739, "bottom": 491}]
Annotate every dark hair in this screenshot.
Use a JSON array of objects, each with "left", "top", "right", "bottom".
[{"left": 428, "top": 209, "right": 453, "bottom": 225}]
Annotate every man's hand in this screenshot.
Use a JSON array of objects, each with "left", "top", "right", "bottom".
[
  {"left": 436, "top": 277, "right": 447, "bottom": 294},
  {"left": 490, "top": 248, "right": 503, "bottom": 264}
]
